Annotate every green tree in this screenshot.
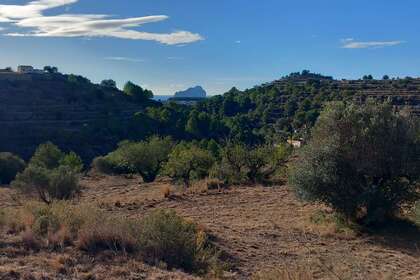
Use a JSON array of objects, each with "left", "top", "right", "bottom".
[
  {"left": 212, "top": 143, "right": 291, "bottom": 185},
  {"left": 118, "top": 137, "right": 174, "bottom": 182},
  {"left": 30, "top": 142, "right": 64, "bottom": 169},
  {"left": 0, "top": 153, "right": 26, "bottom": 185},
  {"left": 60, "top": 152, "right": 84, "bottom": 173},
  {"left": 123, "top": 81, "right": 153, "bottom": 102},
  {"left": 163, "top": 144, "right": 214, "bottom": 187},
  {"left": 100, "top": 79, "right": 117, "bottom": 88},
  {"left": 13, "top": 165, "right": 80, "bottom": 204},
  {"left": 289, "top": 101, "right": 420, "bottom": 225}
]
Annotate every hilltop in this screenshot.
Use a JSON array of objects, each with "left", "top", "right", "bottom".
[{"left": 0, "top": 71, "right": 158, "bottom": 161}]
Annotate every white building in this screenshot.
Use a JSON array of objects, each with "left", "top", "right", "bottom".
[{"left": 17, "top": 65, "right": 45, "bottom": 74}]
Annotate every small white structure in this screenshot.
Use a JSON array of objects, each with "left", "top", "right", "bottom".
[
  {"left": 287, "top": 139, "right": 303, "bottom": 148},
  {"left": 17, "top": 65, "right": 45, "bottom": 74},
  {"left": 17, "top": 65, "right": 34, "bottom": 73}
]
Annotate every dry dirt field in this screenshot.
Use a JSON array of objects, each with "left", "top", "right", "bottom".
[{"left": 1, "top": 174, "right": 420, "bottom": 280}]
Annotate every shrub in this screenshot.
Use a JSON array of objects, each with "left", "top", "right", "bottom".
[
  {"left": 12, "top": 143, "right": 83, "bottom": 203},
  {"left": 29, "top": 142, "right": 64, "bottom": 169},
  {"left": 78, "top": 220, "right": 138, "bottom": 254},
  {"left": 163, "top": 144, "right": 214, "bottom": 187},
  {"left": 0, "top": 152, "right": 26, "bottom": 185},
  {"left": 12, "top": 165, "right": 80, "bottom": 203},
  {"left": 92, "top": 154, "right": 129, "bottom": 175},
  {"left": 24, "top": 201, "right": 94, "bottom": 238},
  {"left": 29, "top": 142, "right": 83, "bottom": 173},
  {"left": 93, "top": 137, "right": 173, "bottom": 182},
  {"left": 60, "top": 152, "right": 84, "bottom": 173},
  {"left": 2, "top": 201, "right": 102, "bottom": 248},
  {"left": 2, "top": 203, "right": 222, "bottom": 274},
  {"left": 138, "top": 209, "right": 215, "bottom": 272},
  {"left": 289, "top": 101, "right": 420, "bottom": 225}
]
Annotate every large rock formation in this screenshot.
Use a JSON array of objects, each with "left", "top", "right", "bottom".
[{"left": 174, "top": 86, "right": 207, "bottom": 99}]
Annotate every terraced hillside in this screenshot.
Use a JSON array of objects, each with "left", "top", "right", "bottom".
[
  {"left": 0, "top": 73, "right": 156, "bottom": 161},
  {"left": 266, "top": 76, "right": 420, "bottom": 116},
  {"left": 1, "top": 71, "right": 419, "bottom": 161}
]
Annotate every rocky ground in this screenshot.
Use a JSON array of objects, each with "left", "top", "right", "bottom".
[{"left": 1, "top": 174, "right": 420, "bottom": 279}]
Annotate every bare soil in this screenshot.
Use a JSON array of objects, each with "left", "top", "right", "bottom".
[{"left": 1, "top": 174, "right": 420, "bottom": 279}]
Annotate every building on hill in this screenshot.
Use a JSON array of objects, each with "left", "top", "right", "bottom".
[
  {"left": 0, "top": 67, "right": 13, "bottom": 73},
  {"left": 17, "top": 65, "right": 45, "bottom": 74},
  {"left": 17, "top": 65, "right": 34, "bottom": 73}
]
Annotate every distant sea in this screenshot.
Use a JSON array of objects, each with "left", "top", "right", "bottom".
[{"left": 153, "top": 95, "right": 173, "bottom": 102}]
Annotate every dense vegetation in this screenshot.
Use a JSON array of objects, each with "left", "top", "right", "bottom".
[{"left": 136, "top": 71, "right": 420, "bottom": 147}]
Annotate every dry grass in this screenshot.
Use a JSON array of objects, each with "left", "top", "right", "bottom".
[
  {"left": 21, "top": 229, "right": 41, "bottom": 251},
  {"left": 161, "top": 185, "right": 173, "bottom": 198},
  {"left": 77, "top": 221, "right": 138, "bottom": 254},
  {"left": 252, "top": 267, "right": 313, "bottom": 280},
  {"left": 1, "top": 175, "right": 420, "bottom": 279}
]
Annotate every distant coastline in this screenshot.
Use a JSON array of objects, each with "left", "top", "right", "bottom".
[{"left": 153, "top": 95, "right": 174, "bottom": 102}]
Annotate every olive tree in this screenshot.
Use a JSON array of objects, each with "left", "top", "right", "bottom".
[
  {"left": 289, "top": 101, "right": 420, "bottom": 225},
  {"left": 94, "top": 137, "right": 174, "bottom": 183},
  {"left": 163, "top": 144, "right": 214, "bottom": 187}
]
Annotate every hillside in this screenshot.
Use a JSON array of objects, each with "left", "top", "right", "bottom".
[
  {"left": 1, "top": 70, "right": 420, "bottom": 161},
  {"left": 188, "top": 72, "right": 420, "bottom": 143},
  {"left": 0, "top": 73, "right": 158, "bottom": 161}
]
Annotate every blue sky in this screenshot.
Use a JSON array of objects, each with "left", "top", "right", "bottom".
[{"left": 0, "top": 0, "right": 419, "bottom": 95}]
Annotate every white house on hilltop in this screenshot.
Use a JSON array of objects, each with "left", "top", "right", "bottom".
[{"left": 17, "top": 65, "right": 45, "bottom": 74}]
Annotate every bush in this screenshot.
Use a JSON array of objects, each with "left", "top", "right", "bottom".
[
  {"left": 138, "top": 209, "right": 215, "bottom": 272},
  {"left": 92, "top": 154, "right": 129, "bottom": 175},
  {"left": 2, "top": 203, "right": 221, "bottom": 274},
  {"left": 163, "top": 144, "right": 214, "bottom": 187},
  {"left": 211, "top": 143, "right": 291, "bottom": 185},
  {"left": 29, "top": 142, "right": 83, "bottom": 172},
  {"left": 60, "top": 152, "right": 84, "bottom": 173},
  {"left": 1, "top": 201, "right": 95, "bottom": 239},
  {"left": 29, "top": 142, "right": 64, "bottom": 169},
  {"left": 0, "top": 152, "right": 26, "bottom": 185},
  {"left": 12, "top": 143, "right": 83, "bottom": 203},
  {"left": 289, "top": 101, "right": 420, "bottom": 225},
  {"left": 78, "top": 220, "right": 138, "bottom": 254},
  {"left": 12, "top": 165, "right": 80, "bottom": 203}
]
